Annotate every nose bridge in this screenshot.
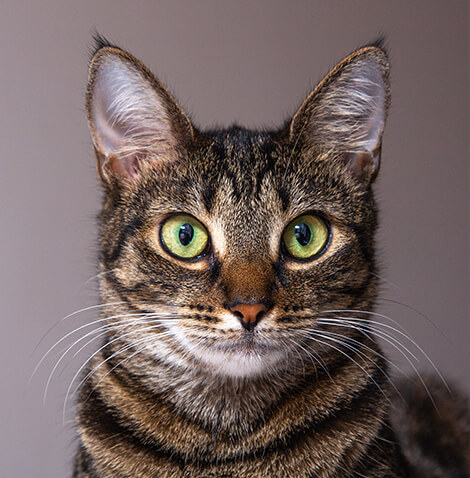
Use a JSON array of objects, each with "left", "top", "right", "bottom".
[
  {"left": 219, "top": 201, "right": 274, "bottom": 306},
  {"left": 222, "top": 258, "right": 274, "bottom": 307}
]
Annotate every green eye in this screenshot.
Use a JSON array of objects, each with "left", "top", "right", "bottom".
[
  {"left": 282, "top": 214, "right": 329, "bottom": 259},
  {"left": 160, "top": 215, "right": 209, "bottom": 259}
]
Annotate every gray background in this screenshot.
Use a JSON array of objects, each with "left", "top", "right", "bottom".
[{"left": 1, "top": 1, "right": 468, "bottom": 476}]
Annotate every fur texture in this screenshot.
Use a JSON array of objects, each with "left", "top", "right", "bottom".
[{"left": 72, "top": 39, "right": 468, "bottom": 477}]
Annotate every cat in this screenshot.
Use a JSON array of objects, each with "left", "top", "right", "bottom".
[{"left": 72, "top": 36, "right": 469, "bottom": 477}]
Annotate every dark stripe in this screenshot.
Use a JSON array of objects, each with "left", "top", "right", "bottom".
[
  {"left": 103, "top": 270, "right": 179, "bottom": 307},
  {"left": 79, "top": 349, "right": 387, "bottom": 473},
  {"left": 345, "top": 221, "right": 376, "bottom": 264},
  {"left": 209, "top": 257, "right": 222, "bottom": 283},
  {"left": 277, "top": 186, "right": 290, "bottom": 211},
  {"left": 102, "top": 272, "right": 151, "bottom": 313},
  {"left": 253, "top": 146, "right": 275, "bottom": 198},
  {"left": 323, "top": 270, "right": 374, "bottom": 297},
  {"left": 73, "top": 446, "right": 99, "bottom": 477},
  {"left": 273, "top": 257, "right": 288, "bottom": 287},
  {"left": 79, "top": 386, "right": 187, "bottom": 471},
  {"left": 245, "top": 363, "right": 387, "bottom": 465},
  {"left": 202, "top": 181, "right": 216, "bottom": 213},
  {"left": 104, "top": 216, "right": 143, "bottom": 265}
]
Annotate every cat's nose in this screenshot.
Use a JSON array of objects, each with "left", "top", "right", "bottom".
[{"left": 229, "top": 303, "right": 268, "bottom": 331}]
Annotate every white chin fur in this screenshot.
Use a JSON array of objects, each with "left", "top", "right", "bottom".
[
  {"left": 189, "top": 345, "right": 284, "bottom": 378},
  {"left": 168, "top": 325, "right": 284, "bottom": 378}
]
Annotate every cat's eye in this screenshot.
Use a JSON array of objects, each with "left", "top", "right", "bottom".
[
  {"left": 282, "top": 214, "right": 329, "bottom": 260},
  {"left": 160, "top": 215, "right": 209, "bottom": 260}
]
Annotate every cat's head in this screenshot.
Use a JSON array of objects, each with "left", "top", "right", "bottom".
[{"left": 86, "top": 39, "right": 390, "bottom": 378}]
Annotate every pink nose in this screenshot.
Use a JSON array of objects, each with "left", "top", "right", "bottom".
[{"left": 229, "top": 303, "right": 268, "bottom": 331}]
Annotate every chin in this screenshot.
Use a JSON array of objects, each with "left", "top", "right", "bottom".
[
  {"left": 188, "top": 338, "right": 285, "bottom": 378},
  {"left": 202, "top": 347, "right": 285, "bottom": 378}
]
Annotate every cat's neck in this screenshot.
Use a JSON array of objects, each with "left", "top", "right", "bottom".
[{"left": 87, "top": 327, "right": 387, "bottom": 436}]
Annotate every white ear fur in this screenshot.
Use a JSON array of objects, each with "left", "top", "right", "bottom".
[
  {"left": 87, "top": 50, "right": 192, "bottom": 182},
  {"left": 317, "top": 60, "right": 386, "bottom": 151},
  {"left": 91, "top": 57, "right": 171, "bottom": 157},
  {"left": 290, "top": 48, "right": 390, "bottom": 180}
]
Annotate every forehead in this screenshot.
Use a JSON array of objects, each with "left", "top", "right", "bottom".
[
  {"left": 142, "top": 126, "right": 360, "bottom": 229},
  {"left": 193, "top": 128, "right": 357, "bottom": 221},
  {"left": 201, "top": 128, "right": 282, "bottom": 212}
]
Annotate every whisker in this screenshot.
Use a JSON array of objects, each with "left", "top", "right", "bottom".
[
  {"left": 51, "top": 321, "right": 140, "bottom": 382},
  {"left": 303, "top": 331, "right": 390, "bottom": 402},
  {"left": 63, "top": 333, "right": 171, "bottom": 421},
  {"left": 34, "top": 300, "right": 184, "bottom": 357},
  {"left": 32, "top": 312, "right": 164, "bottom": 386},
  {"left": 317, "top": 318, "right": 442, "bottom": 409},
  {"left": 32, "top": 301, "right": 128, "bottom": 355},
  {"left": 287, "top": 337, "right": 308, "bottom": 376},
  {"left": 302, "top": 326, "right": 402, "bottom": 374},
  {"left": 369, "top": 271, "right": 401, "bottom": 290},
  {"left": 317, "top": 318, "right": 420, "bottom": 361},
  {"left": 377, "top": 297, "right": 447, "bottom": 339},
  {"left": 82, "top": 337, "right": 159, "bottom": 405},
  {"left": 56, "top": 316, "right": 175, "bottom": 379},
  {"left": 43, "top": 315, "right": 156, "bottom": 403},
  {"left": 318, "top": 317, "right": 419, "bottom": 362},
  {"left": 302, "top": 329, "right": 404, "bottom": 400},
  {"left": 319, "top": 309, "right": 408, "bottom": 333},
  {"left": 63, "top": 325, "right": 174, "bottom": 419},
  {"left": 287, "top": 335, "right": 331, "bottom": 379},
  {"left": 68, "top": 316, "right": 178, "bottom": 363},
  {"left": 42, "top": 314, "right": 178, "bottom": 403},
  {"left": 84, "top": 269, "right": 118, "bottom": 286}
]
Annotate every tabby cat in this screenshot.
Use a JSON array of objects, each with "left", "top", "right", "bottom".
[{"left": 73, "top": 37, "right": 469, "bottom": 477}]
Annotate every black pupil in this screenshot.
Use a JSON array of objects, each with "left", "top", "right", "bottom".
[
  {"left": 294, "top": 222, "right": 311, "bottom": 246},
  {"left": 179, "top": 223, "right": 194, "bottom": 246}
]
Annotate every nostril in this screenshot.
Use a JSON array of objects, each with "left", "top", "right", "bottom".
[
  {"left": 228, "top": 303, "right": 269, "bottom": 330},
  {"left": 256, "top": 310, "right": 266, "bottom": 321}
]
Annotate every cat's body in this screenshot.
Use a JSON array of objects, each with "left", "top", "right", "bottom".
[{"left": 73, "top": 38, "right": 468, "bottom": 477}]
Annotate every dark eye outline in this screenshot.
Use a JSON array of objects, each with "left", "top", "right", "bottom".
[
  {"left": 281, "top": 213, "right": 331, "bottom": 263},
  {"left": 159, "top": 213, "right": 212, "bottom": 262}
]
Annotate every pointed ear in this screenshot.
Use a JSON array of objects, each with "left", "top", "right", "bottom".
[
  {"left": 289, "top": 45, "right": 390, "bottom": 182},
  {"left": 86, "top": 45, "right": 194, "bottom": 185}
]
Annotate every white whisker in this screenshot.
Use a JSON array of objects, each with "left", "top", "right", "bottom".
[
  {"left": 63, "top": 325, "right": 174, "bottom": 420},
  {"left": 33, "top": 311, "right": 169, "bottom": 389},
  {"left": 304, "top": 331, "right": 389, "bottom": 401},
  {"left": 316, "top": 317, "right": 443, "bottom": 408},
  {"left": 303, "top": 329, "right": 403, "bottom": 400},
  {"left": 32, "top": 301, "right": 128, "bottom": 356}
]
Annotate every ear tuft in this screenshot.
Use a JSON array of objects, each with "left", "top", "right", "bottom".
[
  {"left": 365, "top": 35, "right": 388, "bottom": 54},
  {"left": 86, "top": 46, "right": 193, "bottom": 185},
  {"left": 290, "top": 46, "right": 390, "bottom": 183},
  {"left": 89, "top": 32, "right": 119, "bottom": 60}
]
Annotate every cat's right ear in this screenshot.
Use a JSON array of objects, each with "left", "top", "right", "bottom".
[{"left": 86, "top": 43, "right": 194, "bottom": 186}]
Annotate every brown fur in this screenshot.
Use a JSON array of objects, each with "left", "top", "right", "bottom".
[
  {"left": 390, "top": 377, "right": 469, "bottom": 478},
  {"left": 72, "top": 38, "right": 467, "bottom": 477}
]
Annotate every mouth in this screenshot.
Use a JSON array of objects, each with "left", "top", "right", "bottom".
[{"left": 215, "top": 334, "right": 274, "bottom": 355}]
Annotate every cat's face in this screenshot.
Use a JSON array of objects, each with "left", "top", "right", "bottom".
[{"left": 87, "top": 42, "right": 389, "bottom": 378}]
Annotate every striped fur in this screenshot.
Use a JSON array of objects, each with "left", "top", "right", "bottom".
[{"left": 72, "top": 39, "right": 466, "bottom": 477}]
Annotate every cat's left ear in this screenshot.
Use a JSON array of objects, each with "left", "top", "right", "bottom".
[
  {"left": 289, "top": 44, "right": 390, "bottom": 183},
  {"left": 86, "top": 42, "right": 194, "bottom": 185}
]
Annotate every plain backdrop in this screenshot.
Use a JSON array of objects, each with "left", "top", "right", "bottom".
[{"left": 1, "top": 1, "right": 468, "bottom": 476}]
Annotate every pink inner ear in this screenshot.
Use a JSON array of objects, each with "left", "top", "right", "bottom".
[
  {"left": 290, "top": 52, "right": 389, "bottom": 176},
  {"left": 104, "top": 151, "right": 159, "bottom": 181},
  {"left": 117, "top": 154, "right": 142, "bottom": 180},
  {"left": 343, "top": 150, "right": 380, "bottom": 181},
  {"left": 89, "top": 55, "right": 175, "bottom": 182}
]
